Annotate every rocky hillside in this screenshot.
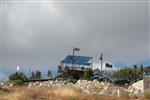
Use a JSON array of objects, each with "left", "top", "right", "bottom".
[{"left": 0, "top": 79, "right": 146, "bottom": 100}]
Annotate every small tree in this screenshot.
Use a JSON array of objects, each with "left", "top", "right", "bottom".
[
  {"left": 140, "top": 64, "right": 144, "bottom": 74},
  {"left": 31, "top": 71, "right": 35, "bottom": 79},
  {"left": 133, "top": 65, "right": 137, "bottom": 69},
  {"left": 35, "top": 70, "right": 41, "bottom": 79},
  {"left": 113, "top": 67, "right": 141, "bottom": 83},
  {"left": 9, "top": 72, "right": 28, "bottom": 85},
  {"left": 47, "top": 70, "right": 52, "bottom": 79}
]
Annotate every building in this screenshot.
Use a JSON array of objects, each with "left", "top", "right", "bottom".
[{"left": 56, "top": 55, "right": 93, "bottom": 79}]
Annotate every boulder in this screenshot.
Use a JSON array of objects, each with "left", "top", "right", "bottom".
[{"left": 9, "top": 83, "right": 13, "bottom": 87}]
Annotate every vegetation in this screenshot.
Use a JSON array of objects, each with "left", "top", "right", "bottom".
[
  {"left": 113, "top": 67, "right": 141, "bottom": 82},
  {"left": 0, "top": 87, "right": 125, "bottom": 100},
  {"left": 9, "top": 72, "right": 28, "bottom": 86},
  {"left": 80, "top": 68, "right": 93, "bottom": 80},
  {"left": 30, "top": 70, "right": 41, "bottom": 79},
  {"left": 64, "top": 76, "right": 77, "bottom": 83},
  {"left": 47, "top": 70, "right": 52, "bottom": 78}
]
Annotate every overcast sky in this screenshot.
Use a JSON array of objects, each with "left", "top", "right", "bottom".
[{"left": 0, "top": 0, "right": 149, "bottom": 79}]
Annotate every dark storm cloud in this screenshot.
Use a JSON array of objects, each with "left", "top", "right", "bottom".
[{"left": 0, "top": 0, "right": 149, "bottom": 71}]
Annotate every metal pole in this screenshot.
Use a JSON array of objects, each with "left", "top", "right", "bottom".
[
  {"left": 100, "top": 53, "right": 103, "bottom": 72},
  {"left": 73, "top": 47, "right": 74, "bottom": 69}
]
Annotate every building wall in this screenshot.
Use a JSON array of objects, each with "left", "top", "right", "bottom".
[{"left": 143, "top": 75, "right": 150, "bottom": 92}]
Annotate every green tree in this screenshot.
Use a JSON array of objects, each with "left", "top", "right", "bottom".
[
  {"left": 47, "top": 70, "right": 52, "bottom": 78},
  {"left": 9, "top": 72, "right": 28, "bottom": 85},
  {"left": 133, "top": 65, "right": 137, "bottom": 69},
  {"left": 140, "top": 64, "right": 144, "bottom": 74},
  {"left": 113, "top": 67, "right": 141, "bottom": 82},
  {"left": 31, "top": 71, "right": 35, "bottom": 79},
  {"left": 35, "top": 70, "right": 41, "bottom": 79}
]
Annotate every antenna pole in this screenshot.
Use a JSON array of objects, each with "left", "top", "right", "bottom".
[{"left": 100, "top": 53, "right": 103, "bottom": 72}]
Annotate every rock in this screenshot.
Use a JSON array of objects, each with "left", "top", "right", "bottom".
[
  {"left": 100, "top": 82, "right": 105, "bottom": 86},
  {"left": 9, "top": 83, "right": 13, "bottom": 87},
  {"left": 77, "top": 80, "right": 81, "bottom": 84},
  {"left": 131, "top": 80, "right": 143, "bottom": 93},
  {"left": 55, "top": 80, "right": 58, "bottom": 83},
  {"left": 133, "top": 89, "right": 141, "bottom": 95},
  {"left": 28, "top": 83, "right": 32, "bottom": 88},
  {"left": 0, "top": 82, "right": 4, "bottom": 85},
  {"left": 128, "top": 87, "right": 135, "bottom": 93},
  {"left": 117, "top": 89, "right": 120, "bottom": 97},
  {"left": 39, "top": 83, "right": 43, "bottom": 87},
  {"left": 128, "top": 86, "right": 132, "bottom": 90},
  {"left": 100, "top": 86, "right": 109, "bottom": 95}
]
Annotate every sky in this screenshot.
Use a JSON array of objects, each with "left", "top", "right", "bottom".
[{"left": 0, "top": 0, "right": 150, "bottom": 80}]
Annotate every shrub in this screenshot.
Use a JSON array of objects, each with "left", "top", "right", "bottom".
[
  {"left": 113, "top": 67, "right": 141, "bottom": 83},
  {"left": 80, "top": 68, "right": 93, "bottom": 80},
  {"left": 30, "top": 70, "right": 41, "bottom": 79},
  {"left": 64, "top": 76, "right": 77, "bottom": 83},
  {"left": 13, "top": 79, "right": 23, "bottom": 86},
  {"left": 9, "top": 72, "right": 28, "bottom": 86}
]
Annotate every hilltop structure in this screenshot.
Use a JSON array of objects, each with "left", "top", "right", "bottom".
[{"left": 56, "top": 55, "right": 93, "bottom": 79}]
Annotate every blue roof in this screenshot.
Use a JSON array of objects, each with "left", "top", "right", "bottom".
[{"left": 61, "top": 55, "right": 92, "bottom": 66}]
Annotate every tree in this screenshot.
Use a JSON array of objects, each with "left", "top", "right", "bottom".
[
  {"left": 35, "top": 70, "right": 41, "bottom": 79},
  {"left": 47, "top": 70, "right": 52, "bottom": 79},
  {"left": 140, "top": 64, "right": 144, "bottom": 74},
  {"left": 113, "top": 67, "right": 141, "bottom": 82},
  {"left": 9, "top": 72, "right": 28, "bottom": 85},
  {"left": 133, "top": 65, "right": 137, "bottom": 69},
  {"left": 31, "top": 71, "right": 35, "bottom": 79}
]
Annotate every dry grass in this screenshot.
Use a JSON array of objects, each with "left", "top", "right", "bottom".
[
  {"left": 1, "top": 86, "right": 85, "bottom": 100},
  {"left": 144, "top": 91, "right": 150, "bottom": 99},
  {"left": 0, "top": 86, "right": 127, "bottom": 100}
]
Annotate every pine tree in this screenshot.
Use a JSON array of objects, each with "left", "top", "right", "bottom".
[
  {"left": 140, "top": 64, "right": 144, "bottom": 73},
  {"left": 31, "top": 71, "right": 35, "bottom": 79},
  {"left": 47, "top": 70, "right": 52, "bottom": 79}
]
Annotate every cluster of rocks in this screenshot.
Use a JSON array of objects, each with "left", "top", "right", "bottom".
[
  {"left": 26, "top": 79, "right": 143, "bottom": 96},
  {"left": 127, "top": 80, "right": 143, "bottom": 95},
  {"left": 2, "top": 79, "right": 143, "bottom": 97}
]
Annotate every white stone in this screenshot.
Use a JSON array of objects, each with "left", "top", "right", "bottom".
[
  {"left": 117, "top": 89, "right": 120, "bottom": 97},
  {"left": 133, "top": 89, "right": 141, "bottom": 95},
  {"left": 9, "top": 83, "right": 13, "bottom": 87},
  {"left": 0, "top": 82, "right": 4, "bottom": 85},
  {"left": 28, "top": 83, "right": 32, "bottom": 88}
]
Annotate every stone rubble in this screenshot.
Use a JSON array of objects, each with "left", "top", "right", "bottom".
[
  {"left": 28, "top": 79, "right": 143, "bottom": 96},
  {"left": 1, "top": 79, "right": 143, "bottom": 97}
]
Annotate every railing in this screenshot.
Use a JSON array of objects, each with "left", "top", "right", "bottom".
[{"left": 92, "top": 70, "right": 143, "bottom": 84}]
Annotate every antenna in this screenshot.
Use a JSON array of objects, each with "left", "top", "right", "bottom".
[{"left": 100, "top": 53, "right": 103, "bottom": 72}]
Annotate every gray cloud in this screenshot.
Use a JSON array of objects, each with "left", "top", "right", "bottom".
[{"left": 0, "top": 1, "right": 149, "bottom": 71}]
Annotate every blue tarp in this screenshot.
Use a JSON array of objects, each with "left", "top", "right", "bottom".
[{"left": 61, "top": 55, "right": 92, "bottom": 66}]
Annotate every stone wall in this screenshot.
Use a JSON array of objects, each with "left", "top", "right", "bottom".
[{"left": 143, "top": 75, "right": 150, "bottom": 92}]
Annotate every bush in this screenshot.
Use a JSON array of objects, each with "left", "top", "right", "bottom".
[
  {"left": 67, "top": 76, "right": 77, "bottom": 83},
  {"left": 63, "top": 76, "right": 77, "bottom": 83},
  {"left": 113, "top": 67, "right": 141, "bottom": 82},
  {"left": 13, "top": 79, "right": 23, "bottom": 86},
  {"left": 9, "top": 72, "right": 28, "bottom": 86},
  {"left": 80, "top": 68, "right": 93, "bottom": 80}
]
